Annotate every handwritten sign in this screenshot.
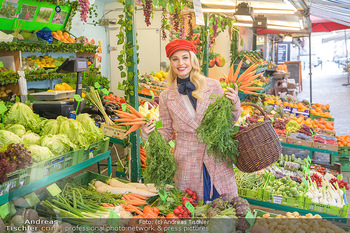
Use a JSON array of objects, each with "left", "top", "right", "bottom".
[
  {"left": 168, "top": 140, "right": 175, "bottom": 148},
  {"left": 94, "top": 82, "right": 101, "bottom": 89},
  {"left": 25, "top": 192, "right": 40, "bottom": 207},
  {"left": 155, "top": 120, "right": 163, "bottom": 129},
  {"left": 108, "top": 211, "right": 119, "bottom": 228},
  {"left": 245, "top": 211, "right": 255, "bottom": 227},
  {"left": 185, "top": 201, "right": 195, "bottom": 219},
  {"left": 47, "top": 183, "right": 61, "bottom": 196},
  {"left": 158, "top": 189, "right": 168, "bottom": 204}
]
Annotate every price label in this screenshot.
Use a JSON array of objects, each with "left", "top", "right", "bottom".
[
  {"left": 54, "top": 61, "right": 61, "bottom": 67},
  {"left": 150, "top": 90, "right": 155, "bottom": 100},
  {"left": 0, "top": 102, "right": 8, "bottom": 114},
  {"left": 102, "top": 88, "right": 109, "bottom": 95},
  {"left": 0, "top": 61, "right": 3, "bottom": 68},
  {"left": 74, "top": 94, "right": 82, "bottom": 102},
  {"left": 121, "top": 103, "right": 127, "bottom": 112},
  {"left": 158, "top": 189, "right": 168, "bottom": 204},
  {"left": 94, "top": 82, "right": 101, "bottom": 89},
  {"left": 108, "top": 211, "right": 119, "bottom": 228},
  {"left": 47, "top": 183, "right": 61, "bottom": 196},
  {"left": 245, "top": 211, "right": 255, "bottom": 227},
  {"left": 25, "top": 192, "right": 40, "bottom": 207},
  {"left": 0, "top": 203, "right": 9, "bottom": 219},
  {"left": 168, "top": 140, "right": 175, "bottom": 148},
  {"left": 144, "top": 77, "right": 149, "bottom": 82},
  {"left": 185, "top": 201, "right": 195, "bottom": 219},
  {"left": 155, "top": 120, "right": 163, "bottom": 129},
  {"left": 272, "top": 195, "right": 283, "bottom": 204}
]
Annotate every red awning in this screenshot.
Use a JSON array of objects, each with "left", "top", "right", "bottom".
[{"left": 257, "top": 16, "right": 350, "bottom": 34}]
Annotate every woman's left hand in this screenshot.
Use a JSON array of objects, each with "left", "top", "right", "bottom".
[{"left": 224, "top": 84, "right": 239, "bottom": 105}]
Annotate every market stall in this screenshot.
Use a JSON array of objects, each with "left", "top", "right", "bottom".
[{"left": 1, "top": 0, "right": 350, "bottom": 232}]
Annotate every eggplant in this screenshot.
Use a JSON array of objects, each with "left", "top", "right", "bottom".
[
  {"left": 105, "top": 102, "right": 119, "bottom": 110},
  {"left": 93, "top": 115, "right": 103, "bottom": 122},
  {"left": 105, "top": 106, "right": 115, "bottom": 115},
  {"left": 90, "top": 106, "right": 100, "bottom": 114}
]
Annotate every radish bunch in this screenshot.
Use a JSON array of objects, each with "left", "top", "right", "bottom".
[
  {"left": 78, "top": 0, "right": 90, "bottom": 22},
  {"left": 172, "top": 188, "right": 198, "bottom": 219}
]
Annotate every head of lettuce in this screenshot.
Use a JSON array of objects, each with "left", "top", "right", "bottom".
[{"left": 5, "top": 103, "right": 40, "bottom": 131}]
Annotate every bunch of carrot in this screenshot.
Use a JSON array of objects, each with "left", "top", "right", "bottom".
[
  {"left": 223, "top": 60, "right": 265, "bottom": 95},
  {"left": 140, "top": 146, "right": 147, "bottom": 168},
  {"left": 114, "top": 104, "right": 149, "bottom": 137},
  {"left": 121, "top": 193, "right": 148, "bottom": 205}
]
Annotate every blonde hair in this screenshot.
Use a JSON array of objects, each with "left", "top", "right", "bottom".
[{"left": 167, "top": 51, "right": 206, "bottom": 101}]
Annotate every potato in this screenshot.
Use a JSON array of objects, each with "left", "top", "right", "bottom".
[
  {"left": 314, "top": 214, "right": 322, "bottom": 219},
  {"left": 305, "top": 213, "right": 313, "bottom": 218},
  {"left": 292, "top": 211, "right": 300, "bottom": 217},
  {"left": 263, "top": 213, "right": 270, "bottom": 218},
  {"left": 319, "top": 228, "right": 327, "bottom": 233}
]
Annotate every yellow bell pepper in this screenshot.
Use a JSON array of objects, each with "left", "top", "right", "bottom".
[{"left": 55, "top": 84, "right": 65, "bottom": 91}]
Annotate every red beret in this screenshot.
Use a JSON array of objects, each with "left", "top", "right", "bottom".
[{"left": 165, "top": 39, "right": 197, "bottom": 58}]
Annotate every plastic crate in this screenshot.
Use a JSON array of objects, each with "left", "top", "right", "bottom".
[
  {"left": 338, "top": 146, "right": 350, "bottom": 156},
  {"left": 338, "top": 157, "right": 350, "bottom": 172},
  {"left": 81, "top": 138, "right": 110, "bottom": 163},
  {"left": 304, "top": 197, "right": 349, "bottom": 217},
  {"left": 263, "top": 190, "right": 305, "bottom": 208},
  {"left": 0, "top": 167, "right": 31, "bottom": 196},
  {"left": 238, "top": 188, "right": 264, "bottom": 201}
]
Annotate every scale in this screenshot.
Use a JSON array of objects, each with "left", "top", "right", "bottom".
[{"left": 31, "top": 58, "right": 89, "bottom": 119}]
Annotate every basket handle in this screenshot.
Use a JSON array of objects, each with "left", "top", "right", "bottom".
[{"left": 241, "top": 102, "right": 269, "bottom": 121}]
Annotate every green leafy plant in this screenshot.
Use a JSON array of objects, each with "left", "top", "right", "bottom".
[{"left": 0, "top": 71, "right": 20, "bottom": 85}]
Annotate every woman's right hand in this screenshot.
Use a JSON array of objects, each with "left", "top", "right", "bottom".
[{"left": 141, "top": 121, "right": 156, "bottom": 137}]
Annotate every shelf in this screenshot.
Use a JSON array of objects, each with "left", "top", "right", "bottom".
[
  {"left": 0, "top": 151, "right": 112, "bottom": 206},
  {"left": 243, "top": 197, "right": 348, "bottom": 223},
  {"left": 281, "top": 142, "right": 338, "bottom": 155}
]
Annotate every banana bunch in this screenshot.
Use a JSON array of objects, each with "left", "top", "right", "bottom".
[{"left": 139, "top": 102, "right": 159, "bottom": 121}]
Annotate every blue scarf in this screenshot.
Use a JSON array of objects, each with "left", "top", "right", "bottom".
[{"left": 177, "top": 76, "right": 197, "bottom": 110}]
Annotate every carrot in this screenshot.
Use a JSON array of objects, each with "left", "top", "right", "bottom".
[
  {"left": 241, "top": 86, "right": 263, "bottom": 91},
  {"left": 123, "top": 194, "right": 131, "bottom": 201},
  {"left": 232, "top": 60, "right": 243, "bottom": 83},
  {"left": 118, "top": 121, "right": 146, "bottom": 126},
  {"left": 101, "top": 203, "right": 110, "bottom": 207},
  {"left": 109, "top": 204, "right": 115, "bottom": 207},
  {"left": 237, "top": 64, "right": 258, "bottom": 82},
  {"left": 125, "top": 199, "right": 148, "bottom": 205},
  {"left": 141, "top": 156, "right": 146, "bottom": 164},
  {"left": 127, "top": 194, "right": 137, "bottom": 200},
  {"left": 129, "top": 193, "right": 148, "bottom": 200},
  {"left": 236, "top": 70, "right": 256, "bottom": 84},
  {"left": 114, "top": 117, "right": 145, "bottom": 122},
  {"left": 227, "top": 64, "right": 234, "bottom": 83},
  {"left": 240, "top": 80, "right": 260, "bottom": 88},
  {"left": 115, "top": 113, "right": 136, "bottom": 119},
  {"left": 121, "top": 197, "right": 126, "bottom": 201},
  {"left": 243, "top": 90, "right": 259, "bottom": 95},
  {"left": 141, "top": 164, "right": 147, "bottom": 168},
  {"left": 122, "top": 124, "right": 142, "bottom": 137},
  {"left": 127, "top": 104, "right": 143, "bottom": 118},
  {"left": 240, "top": 72, "right": 264, "bottom": 86},
  {"left": 115, "top": 110, "right": 138, "bottom": 119},
  {"left": 126, "top": 205, "right": 144, "bottom": 216}
]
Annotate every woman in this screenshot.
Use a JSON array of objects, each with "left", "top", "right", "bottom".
[{"left": 142, "top": 39, "right": 241, "bottom": 202}]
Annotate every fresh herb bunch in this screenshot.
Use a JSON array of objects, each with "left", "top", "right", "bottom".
[
  {"left": 143, "top": 128, "right": 177, "bottom": 190},
  {"left": 150, "top": 187, "right": 184, "bottom": 215},
  {"left": 196, "top": 95, "right": 239, "bottom": 165}
]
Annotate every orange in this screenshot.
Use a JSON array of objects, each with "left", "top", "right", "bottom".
[
  {"left": 56, "top": 30, "right": 63, "bottom": 36},
  {"left": 63, "top": 32, "right": 69, "bottom": 40}
]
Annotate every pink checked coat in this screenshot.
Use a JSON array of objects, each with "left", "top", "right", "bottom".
[{"left": 158, "top": 77, "right": 241, "bottom": 201}]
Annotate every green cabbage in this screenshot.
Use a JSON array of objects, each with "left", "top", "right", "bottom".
[
  {"left": 39, "top": 134, "right": 77, "bottom": 156},
  {"left": 28, "top": 145, "right": 54, "bottom": 162},
  {"left": 59, "top": 118, "right": 89, "bottom": 149},
  {"left": 5, "top": 124, "right": 26, "bottom": 137},
  {"left": 37, "top": 119, "right": 60, "bottom": 136},
  {"left": 0, "top": 130, "right": 22, "bottom": 147},
  {"left": 76, "top": 113, "right": 104, "bottom": 144},
  {"left": 21, "top": 132, "right": 40, "bottom": 148},
  {"left": 5, "top": 102, "right": 41, "bottom": 131}
]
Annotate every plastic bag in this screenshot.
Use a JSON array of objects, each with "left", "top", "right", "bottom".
[
  {"left": 284, "top": 161, "right": 300, "bottom": 171},
  {"left": 36, "top": 27, "right": 53, "bottom": 44}
]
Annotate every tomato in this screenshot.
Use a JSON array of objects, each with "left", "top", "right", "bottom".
[
  {"left": 152, "top": 207, "right": 159, "bottom": 216},
  {"left": 166, "top": 213, "right": 178, "bottom": 219},
  {"left": 108, "top": 94, "right": 115, "bottom": 101},
  {"left": 188, "top": 190, "right": 193, "bottom": 196},
  {"left": 173, "top": 209, "right": 180, "bottom": 215},
  {"left": 182, "top": 196, "right": 188, "bottom": 201}
]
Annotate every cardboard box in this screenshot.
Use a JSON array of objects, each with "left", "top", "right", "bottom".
[
  {"left": 278, "top": 135, "right": 288, "bottom": 143},
  {"left": 287, "top": 137, "right": 313, "bottom": 147},
  {"left": 100, "top": 123, "right": 127, "bottom": 139},
  {"left": 274, "top": 87, "right": 288, "bottom": 96},
  {"left": 312, "top": 142, "right": 338, "bottom": 152}
]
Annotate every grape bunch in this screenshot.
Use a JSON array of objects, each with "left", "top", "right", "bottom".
[
  {"left": 273, "top": 119, "right": 286, "bottom": 130},
  {"left": 160, "top": 7, "right": 167, "bottom": 40},
  {"left": 78, "top": 0, "right": 90, "bottom": 23},
  {"left": 298, "top": 124, "right": 312, "bottom": 136},
  {"left": 247, "top": 114, "right": 261, "bottom": 124},
  {"left": 142, "top": 0, "right": 153, "bottom": 26}
]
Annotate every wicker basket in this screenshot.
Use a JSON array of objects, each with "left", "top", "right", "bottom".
[{"left": 234, "top": 103, "right": 282, "bottom": 173}]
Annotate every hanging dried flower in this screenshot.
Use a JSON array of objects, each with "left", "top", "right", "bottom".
[
  {"left": 161, "top": 7, "right": 167, "bottom": 40},
  {"left": 187, "top": 13, "right": 193, "bottom": 41},
  {"left": 179, "top": 13, "right": 186, "bottom": 39}
]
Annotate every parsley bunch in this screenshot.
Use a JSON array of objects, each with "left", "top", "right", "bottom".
[
  {"left": 143, "top": 129, "right": 177, "bottom": 190},
  {"left": 196, "top": 95, "right": 239, "bottom": 165}
]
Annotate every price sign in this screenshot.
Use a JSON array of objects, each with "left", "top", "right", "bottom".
[
  {"left": 94, "top": 82, "right": 101, "bottom": 89},
  {"left": 25, "top": 192, "right": 40, "bottom": 207},
  {"left": 54, "top": 61, "right": 61, "bottom": 67},
  {"left": 168, "top": 140, "right": 175, "bottom": 148},
  {"left": 121, "top": 103, "right": 127, "bottom": 112},
  {"left": 102, "top": 88, "right": 109, "bottom": 101},
  {"left": 245, "top": 211, "right": 255, "bottom": 227},
  {"left": 0, "top": 102, "right": 8, "bottom": 123},
  {"left": 272, "top": 195, "right": 283, "bottom": 204},
  {"left": 0, "top": 203, "right": 9, "bottom": 219},
  {"left": 158, "top": 189, "right": 168, "bottom": 204},
  {"left": 108, "top": 211, "right": 119, "bottom": 228},
  {"left": 150, "top": 90, "right": 155, "bottom": 100},
  {"left": 155, "top": 120, "right": 163, "bottom": 129},
  {"left": 47, "top": 183, "right": 61, "bottom": 196},
  {"left": 185, "top": 201, "right": 195, "bottom": 219},
  {"left": 74, "top": 94, "right": 82, "bottom": 114},
  {"left": 0, "top": 61, "right": 3, "bottom": 68}
]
